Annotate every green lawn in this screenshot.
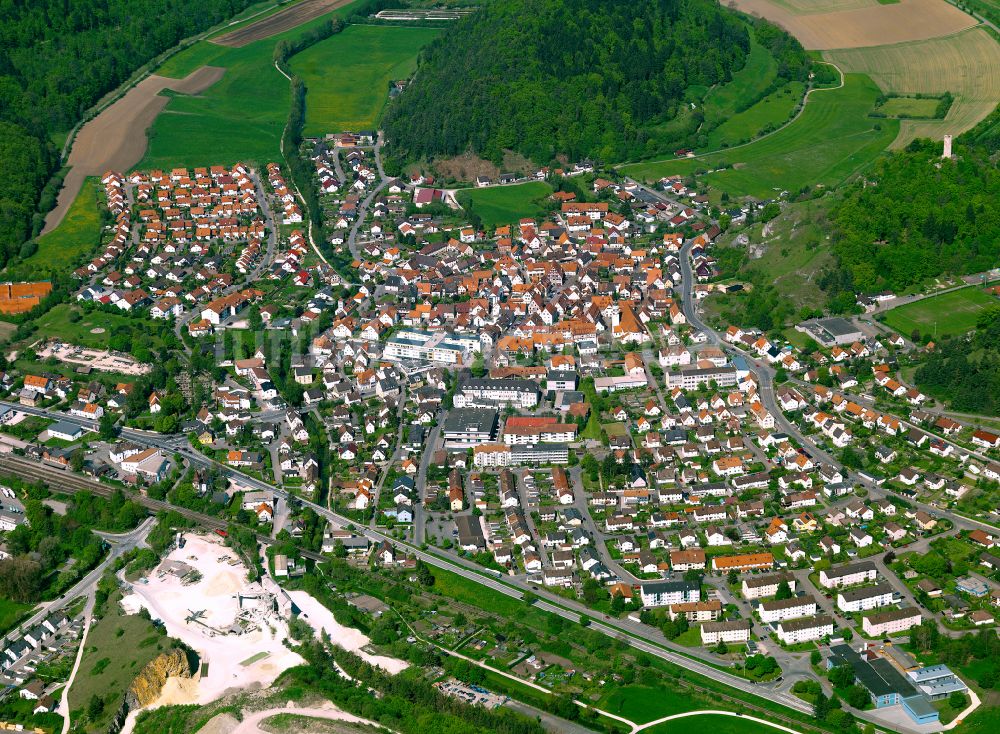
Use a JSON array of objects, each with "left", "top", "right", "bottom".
[
  {"left": 289, "top": 24, "right": 441, "bottom": 135},
  {"left": 622, "top": 74, "right": 898, "bottom": 198},
  {"left": 69, "top": 592, "right": 176, "bottom": 733},
  {"left": 0, "top": 598, "right": 32, "bottom": 636},
  {"left": 876, "top": 96, "right": 941, "bottom": 119},
  {"left": 141, "top": 3, "right": 365, "bottom": 169},
  {"left": 883, "top": 287, "right": 997, "bottom": 339},
  {"left": 597, "top": 684, "right": 696, "bottom": 724},
  {"left": 456, "top": 181, "right": 554, "bottom": 229},
  {"left": 643, "top": 713, "right": 778, "bottom": 734},
  {"left": 19, "top": 177, "right": 104, "bottom": 279}
]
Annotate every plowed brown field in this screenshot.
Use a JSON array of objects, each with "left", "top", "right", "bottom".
[
  {"left": 211, "top": 0, "right": 352, "bottom": 47},
  {"left": 730, "top": 0, "right": 976, "bottom": 49},
  {"left": 42, "top": 66, "right": 225, "bottom": 235}
]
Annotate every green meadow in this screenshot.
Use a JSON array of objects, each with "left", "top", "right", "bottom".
[
  {"left": 141, "top": 2, "right": 366, "bottom": 168},
  {"left": 19, "top": 177, "right": 104, "bottom": 279},
  {"left": 456, "top": 181, "right": 554, "bottom": 228},
  {"left": 290, "top": 24, "right": 441, "bottom": 135},
  {"left": 623, "top": 74, "right": 898, "bottom": 198}
]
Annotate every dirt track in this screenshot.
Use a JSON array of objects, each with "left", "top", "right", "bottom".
[
  {"left": 42, "top": 66, "right": 225, "bottom": 235},
  {"left": 731, "top": 0, "right": 976, "bottom": 50},
  {"left": 211, "top": 0, "right": 352, "bottom": 47}
]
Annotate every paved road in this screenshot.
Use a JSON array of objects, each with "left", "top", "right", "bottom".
[
  {"left": 1, "top": 517, "right": 154, "bottom": 649},
  {"left": 0, "top": 400, "right": 814, "bottom": 715}
]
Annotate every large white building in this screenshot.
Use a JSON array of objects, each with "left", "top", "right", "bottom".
[
  {"left": 454, "top": 378, "right": 539, "bottom": 409},
  {"left": 837, "top": 583, "right": 895, "bottom": 613},
  {"left": 383, "top": 328, "right": 480, "bottom": 365},
  {"left": 701, "top": 619, "right": 750, "bottom": 645},
  {"left": 862, "top": 607, "right": 922, "bottom": 637},
  {"left": 776, "top": 614, "right": 834, "bottom": 644},
  {"left": 473, "top": 443, "right": 569, "bottom": 467},
  {"left": 742, "top": 572, "right": 797, "bottom": 601},
  {"left": 758, "top": 596, "right": 818, "bottom": 624},
  {"left": 819, "top": 561, "right": 878, "bottom": 589},
  {"left": 639, "top": 580, "right": 700, "bottom": 608},
  {"left": 665, "top": 364, "right": 737, "bottom": 390}
]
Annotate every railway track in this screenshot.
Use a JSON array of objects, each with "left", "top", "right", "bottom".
[{"left": 0, "top": 455, "right": 324, "bottom": 562}]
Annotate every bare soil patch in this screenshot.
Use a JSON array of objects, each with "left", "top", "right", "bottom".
[
  {"left": 730, "top": 0, "right": 976, "bottom": 49},
  {"left": 43, "top": 66, "right": 225, "bottom": 235},
  {"left": 212, "top": 0, "right": 352, "bottom": 47},
  {"left": 432, "top": 153, "right": 500, "bottom": 182}
]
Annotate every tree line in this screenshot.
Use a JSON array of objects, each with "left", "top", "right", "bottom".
[{"left": 0, "top": 0, "right": 257, "bottom": 266}]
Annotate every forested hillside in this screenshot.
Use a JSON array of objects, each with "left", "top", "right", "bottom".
[
  {"left": 383, "top": 0, "right": 809, "bottom": 167},
  {"left": 914, "top": 306, "right": 1000, "bottom": 415},
  {"left": 829, "top": 135, "right": 1000, "bottom": 296},
  {"left": 0, "top": 0, "right": 256, "bottom": 267}
]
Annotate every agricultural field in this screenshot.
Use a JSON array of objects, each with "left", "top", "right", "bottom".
[
  {"left": 43, "top": 67, "right": 225, "bottom": 236},
  {"left": 141, "top": 2, "right": 360, "bottom": 169},
  {"left": 211, "top": 0, "right": 351, "bottom": 46},
  {"left": 456, "top": 182, "right": 554, "bottom": 228},
  {"left": 824, "top": 27, "right": 1000, "bottom": 146},
  {"left": 882, "top": 287, "right": 998, "bottom": 339},
  {"left": 289, "top": 24, "right": 441, "bottom": 135},
  {"left": 623, "top": 74, "right": 898, "bottom": 198},
  {"left": 18, "top": 177, "right": 104, "bottom": 279},
  {"left": 730, "top": 0, "right": 975, "bottom": 49}
]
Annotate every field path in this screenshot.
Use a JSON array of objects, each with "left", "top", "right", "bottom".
[
  {"left": 43, "top": 66, "right": 226, "bottom": 235},
  {"left": 231, "top": 704, "right": 393, "bottom": 734},
  {"left": 632, "top": 710, "right": 803, "bottom": 734}
]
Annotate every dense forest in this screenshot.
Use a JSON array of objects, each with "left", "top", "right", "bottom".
[
  {"left": 0, "top": 0, "right": 255, "bottom": 266},
  {"left": 384, "top": 0, "right": 808, "bottom": 166},
  {"left": 913, "top": 305, "right": 1000, "bottom": 415},
  {"left": 829, "top": 135, "right": 1000, "bottom": 295}
]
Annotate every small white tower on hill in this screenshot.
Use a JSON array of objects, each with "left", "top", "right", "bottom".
[{"left": 943, "top": 134, "right": 953, "bottom": 159}]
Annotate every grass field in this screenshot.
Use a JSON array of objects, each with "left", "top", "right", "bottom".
[
  {"left": 428, "top": 565, "right": 527, "bottom": 617},
  {"left": 824, "top": 27, "right": 1000, "bottom": 146},
  {"left": 643, "top": 713, "right": 778, "bottom": 734},
  {"left": 597, "top": 685, "right": 696, "bottom": 724},
  {"left": 882, "top": 287, "right": 998, "bottom": 339},
  {"left": 141, "top": 3, "right": 363, "bottom": 168},
  {"left": 456, "top": 182, "right": 554, "bottom": 228},
  {"left": 69, "top": 592, "right": 175, "bottom": 733},
  {"left": 875, "top": 96, "right": 942, "bottom": 118},
  {"left": 623, "top": 74, "right": 898, "bottom": 198},
  {"left": 289, "top": 24, "right": 440, "bottom": 135},
  {"left": 701, "top": 35, "right": 778, "bottom": 128},
  {"left": 33, "top": 304, "right": 169, "bottom": 351},
  {"left": 0, "top": 598, "right": 32, "bottom": 636},
  {"left": 18, "top": 177, "right": 103, "bottom": 279},
  {"left": 706, "top": 82, "right": 806, "bottom": 149}
]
